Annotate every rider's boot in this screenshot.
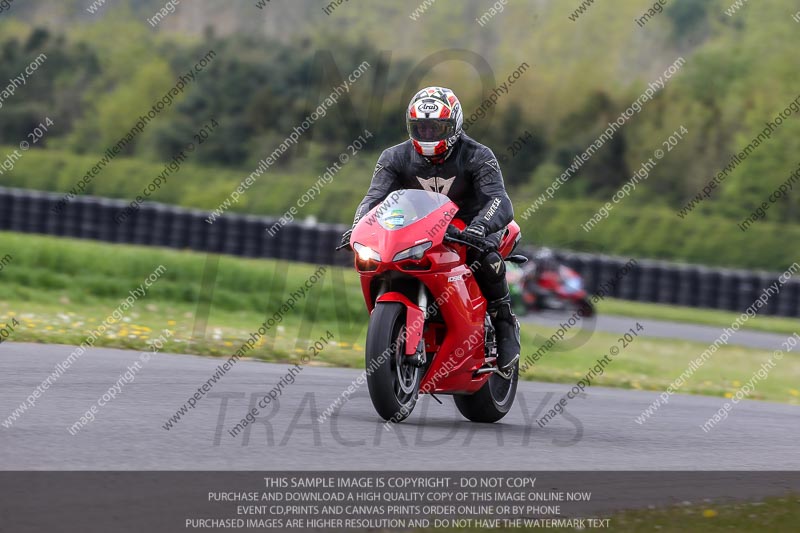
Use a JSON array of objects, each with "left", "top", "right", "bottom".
[{"left": 488, "top": 293, "right": 520, "bottom": 378}]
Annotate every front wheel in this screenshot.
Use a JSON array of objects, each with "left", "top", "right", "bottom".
[
  {"left": 454, "top": 362, "right": 519, "bottom": 423},
  {"left": 365, "top": 303, "right": 421, "bottom": 422}
]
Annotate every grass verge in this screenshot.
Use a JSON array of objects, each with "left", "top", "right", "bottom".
[
  {"left": 0, "top": 232, "right": 797, "bottom": 405},
  {"left": 598, "top": 297, "right": 799, "bottom": 336}
]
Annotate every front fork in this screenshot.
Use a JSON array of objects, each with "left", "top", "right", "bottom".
[
  {"left": 408, "top": 282, "right": 428, "bottom": 367},
  {"left": 373, "top": 280, "right": 427, "bottom": 361}
]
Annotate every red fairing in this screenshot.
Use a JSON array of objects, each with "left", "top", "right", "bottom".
[
  {"left": 498, "top": 221, "right": 521, "bottom": 258},
  {"left": 350, "top": 190, "right": 520, "bottom": 394},
  {"left": 375, "top": 292, "right": 424, "bottom": 355},
  {"left": 538, "top": 266, "right": 588, "bottom": 300}
]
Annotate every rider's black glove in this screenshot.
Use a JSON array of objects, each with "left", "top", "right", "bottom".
[
  {"left": 445, "top": 225, "right": 462, "bottom": 239},
  {"left": 463, "top": 222, "right": 487, "bottom": 241},
  {"left": 447, "top": 224, "right": 486, "bottom": 249},
  {"left": 339, "top": 228, "right": 353, "bottom": 251}
]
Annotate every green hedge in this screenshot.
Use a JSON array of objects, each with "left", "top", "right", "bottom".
[
  {"left": 518, "top": 199, "right": 800, "bottom": 271},
  {"left": 3, "top": 146, "right": 798, "bottom": 271},
  {"left": 0, "top": 145, "right": 373, "bottom": 224}
]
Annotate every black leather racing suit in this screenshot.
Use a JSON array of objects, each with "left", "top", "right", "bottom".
[
  {"left": 351, "top": 134, "right": 520, "bottom": 370},
  {"left": 354, "top": 134, "right": 513, "bottom": 242}
]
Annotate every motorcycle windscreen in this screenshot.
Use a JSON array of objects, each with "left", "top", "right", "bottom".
[{"left": 376, "top": 189, "right": 452, "bottom": 231}]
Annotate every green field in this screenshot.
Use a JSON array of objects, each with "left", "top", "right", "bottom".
[
  {"left": 597, "top": 298, "right": 800, "bottom": 336},
  {"left": 0, "top": 231, "right": 798, "bottom": 405}
]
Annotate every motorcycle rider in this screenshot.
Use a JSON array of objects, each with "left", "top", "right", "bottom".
[
  {"left": 529, "top": 247, "right": 559, "bottom": 278},
  {"left": 340, "top": 86, "right": 520, "bottom": 376},
  {"left": 524, "top": 247, "right": 560, "bottom": 308}
]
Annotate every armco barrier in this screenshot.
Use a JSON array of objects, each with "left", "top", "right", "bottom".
[{"left": 0, "top": 186, "right": 798, "bottom": 316}]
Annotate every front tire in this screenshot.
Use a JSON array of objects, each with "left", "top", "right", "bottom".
[
  {"left": 454, "top": 362, "right": 519, "bottom": 423},
  {"left": 365, "top": 303, "right": 421, "bottom": 422}
]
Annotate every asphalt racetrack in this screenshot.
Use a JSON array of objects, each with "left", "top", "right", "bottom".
[{"left": 1, "top": 329, "right": 797, "bottom": 471}]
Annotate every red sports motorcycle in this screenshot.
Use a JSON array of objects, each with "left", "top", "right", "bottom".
[
  {"left": 342, "top": 189, "right": 527, "bottom": 423},
  {"left": 521, "top": 264, "right": 595, "bottom": 317}
]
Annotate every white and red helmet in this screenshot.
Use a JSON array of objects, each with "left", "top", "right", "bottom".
[{"left": 406, "top": 86, "right": 463, "bottom": 163}]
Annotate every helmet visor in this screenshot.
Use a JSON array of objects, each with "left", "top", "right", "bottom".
[{"left": 408, "top": 119, "right": 455, "bottom": 142}]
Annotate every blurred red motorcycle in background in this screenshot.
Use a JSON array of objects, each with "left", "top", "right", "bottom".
[{"left": 514, "top": 248, "right": 595, "bottom": 317}]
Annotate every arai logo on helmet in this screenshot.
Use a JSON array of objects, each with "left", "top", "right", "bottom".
[{"left": 418, "top": 101, "right": 439, "bottom": 113}]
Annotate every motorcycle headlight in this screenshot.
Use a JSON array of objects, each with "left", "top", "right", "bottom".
[
  {"left": 392, "top": 241, "right": 432, "bottom": 262},
  {"left": 353, "top": 243, "right": 381, "bottom": 262}
]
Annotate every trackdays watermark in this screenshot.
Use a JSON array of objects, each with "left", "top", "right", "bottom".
[
  {"left": 383, "top": 330, "right": 485, "bottom": 431},
  {"left": 228, "top": 331, "right": 334, "bottom": 438},
  {"left": 212, "top": 390, "right": 585, "bottom": 448}
]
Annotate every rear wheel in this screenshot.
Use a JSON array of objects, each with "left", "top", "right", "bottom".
[
  {"left": 577, "top": 297, "right": 595, "bottom": 317},
  {"left": 365, "top": 303, "right": 421, "bottom": 422},
  {"left": 454, "top": 362, "right": 519, "bottom": 423}
]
